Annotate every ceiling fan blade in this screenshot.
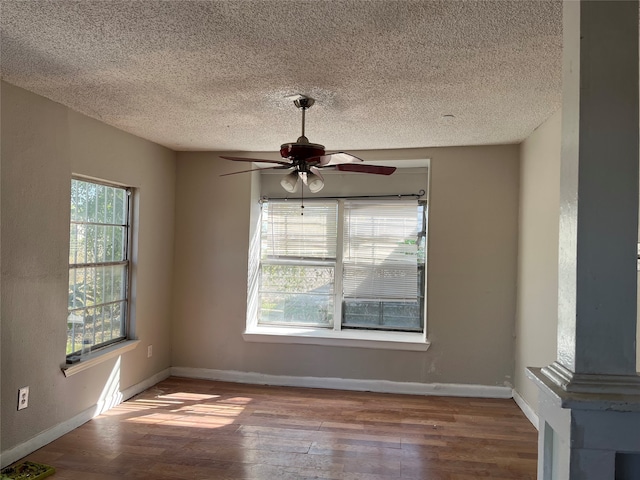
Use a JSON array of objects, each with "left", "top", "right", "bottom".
[
  {"left": 316, "top": 152, "right": 364, "bottom": 166},
  {"left": 335, "top": 164, "right": 396, "bottom": 175},
  {"left": 220, "top": 155, "right": 292, "bottom": 167},
  {"left": 220, "top": 165, "right": 291, "bottom": 177}
]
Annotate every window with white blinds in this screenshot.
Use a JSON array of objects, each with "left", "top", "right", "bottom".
[
  {"left": 343, "top": 201, "right": 419, "bottom": 300},
  {"left": 259, "top": 199, "right": 426, "bottom": 332},
  {"left": 261, "top": 201, "right": 338, "bottom": 260},
  {"left": 260, "top": 201, "right": 338, "bottom": 327}
]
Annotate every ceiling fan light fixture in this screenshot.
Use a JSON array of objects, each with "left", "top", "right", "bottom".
[
  {"left": 306, "top": 171, "right": 325, "bottom": 193},
  {"left": 221, "top": 95, "right": 396, "bottom": 190},
  {"left": 280, "top": 171, "right": 300, "bottom": 193}
]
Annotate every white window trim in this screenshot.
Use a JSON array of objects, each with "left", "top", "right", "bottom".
[
  {"left": 61, "top": 339, "right": 140, "bottom": 377},
  {"left": 243, "top": 326, "right": 429, "bottom": 351}
]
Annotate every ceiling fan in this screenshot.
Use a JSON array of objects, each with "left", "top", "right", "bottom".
[{"left": 220, "top": 96, "right": 396, "bottom": 193}]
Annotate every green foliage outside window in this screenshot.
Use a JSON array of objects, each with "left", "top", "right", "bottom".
[{"left": 67, "top": 179, "right": 130, "bottom": 355}]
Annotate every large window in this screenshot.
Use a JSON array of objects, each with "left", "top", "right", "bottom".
[
  {"left": 259, "top": 199, "right": 426, "bottom": 332},
  {"left": 67, "top": 178, "right": 131, "bottom": 356}
]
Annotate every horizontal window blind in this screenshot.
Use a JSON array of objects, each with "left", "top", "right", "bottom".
[
  {"left": 343, "top": 200, "right": 419, "bottom": 300},
  {"left": 262, "top": 201, "right": 338, "bottom": 260},
  {"left": 259, "top": 201, "right": 337, "bottom": 327}
]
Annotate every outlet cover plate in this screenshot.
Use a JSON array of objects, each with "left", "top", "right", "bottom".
[{"left": 18, "top": 386, "right": 29, "bottom": 410}]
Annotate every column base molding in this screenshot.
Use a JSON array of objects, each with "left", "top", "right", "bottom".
[
  {"left": 528, "top": 366, "right": 640, "bottom": 479},
  {"left": 541, "top": 362, "right": 640, "bottom": 396},
  {"left": 528, "top": 367, "right": 640, "bottom": 412}
]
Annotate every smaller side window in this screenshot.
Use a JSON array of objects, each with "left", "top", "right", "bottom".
[{"left": 67, "top": 178, "right": 131, "bottom": 357}]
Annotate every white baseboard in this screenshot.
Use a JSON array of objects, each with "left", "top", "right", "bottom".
[
  {"left": 171, "top": 367, "right": 513, "bottom": 399},
  {"left": 0, "top": 404, "right": 96, "bottom": 470},
  {"left": 0, "top": 368, "right": 171, "bottom": 469},
  {"left": 120, "top": 368, "right": 171, "bottom": 406},
  {"left": 512, "top": 389, "right": 539, "bottom": 430}
]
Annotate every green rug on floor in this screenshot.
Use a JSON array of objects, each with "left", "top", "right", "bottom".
[{"left": 1, "top": 461, "right": 55, "bottom": 480}]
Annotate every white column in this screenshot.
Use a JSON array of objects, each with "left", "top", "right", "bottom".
[
  {"left": 543, "top": 0, "right": 640, "bottom": 391},
  {"left": 529, "top": 2, "right": 640, "bottom": 479}
]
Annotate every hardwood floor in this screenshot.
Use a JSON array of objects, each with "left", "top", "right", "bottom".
[{"left": 22, "top": 377, "right": 537, "bottom": 479}]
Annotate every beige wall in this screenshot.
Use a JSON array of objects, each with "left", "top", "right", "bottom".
[
  {"left": 5, "top": 75, "right": 637, "bottom": 460},
  {"left": 514, "top": 111, "right": 561, "bottom": 412},
  {"left": 0, "top": 80, "right": 523, "bottom": 459},
  {"left": 1, "top": 82, "right": 176, "bottom": 453},
  {"left": 172, "top": 145, "right": 520, "bottom": 386}
]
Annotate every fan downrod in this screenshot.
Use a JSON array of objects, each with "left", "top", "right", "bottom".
[{"left": 281, "top": 95, "right": 325, "bottom": 160}]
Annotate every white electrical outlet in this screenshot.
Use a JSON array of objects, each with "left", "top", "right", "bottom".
[
  {"left": 18, "top": 386, "right": 29, "bottom": 410},
  {"left": 147, "top": 345, "right": 153, "bottom": 358}
]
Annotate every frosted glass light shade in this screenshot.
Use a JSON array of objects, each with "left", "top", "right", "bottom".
[
  {"left": 306, "top": 172, "right": 325, "bottom": 193},
  {"left": 280, "top": 171, "right": 300, "bottom": 193}
]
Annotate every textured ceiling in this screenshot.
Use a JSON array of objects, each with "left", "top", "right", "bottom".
[{"left": 0, "top": 1, "right": 562, "bottom": 152}]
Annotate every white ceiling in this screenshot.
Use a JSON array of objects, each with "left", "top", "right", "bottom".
[{"left": 0, "top": 0, "right": 562, "bottom": 152}]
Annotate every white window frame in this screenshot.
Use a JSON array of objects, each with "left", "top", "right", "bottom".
[
  {"left": 66, "top": 177, "right": 133, "bottom": 362},
  {"left": 244, "top": 197, "right": 430, "bottom": 351}
]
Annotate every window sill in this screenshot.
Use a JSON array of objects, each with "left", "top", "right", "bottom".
[
  {"left": 243, "top": 326, "right": 429, "bottom": 351},
  {"left": 61, "top": 340, "right": 140, "bottom": 377}
]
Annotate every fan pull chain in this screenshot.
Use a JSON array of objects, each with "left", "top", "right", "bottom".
[{"left": 300, "top": 182, "right": 304, "bottom": 215}]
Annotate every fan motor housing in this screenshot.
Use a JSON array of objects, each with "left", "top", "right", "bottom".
[{"left": 280, "top": 142, "right": 325, "bottom": 161}]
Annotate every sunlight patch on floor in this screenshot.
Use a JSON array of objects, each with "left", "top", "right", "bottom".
[
  {"left": 157, "top": 392, "right": 220, "bottom": 401},
  {"left": 101, "top": 403, "right": 159, "bottom": 416},
  {"left": 172, "top": 403, "right": 246, "bottom": 416},
  {"left": 117, "top": 390, "right": 248, "bottom": 429},
  {"left": 135, "top": 398, "right": 184, "bottom": 405}
]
